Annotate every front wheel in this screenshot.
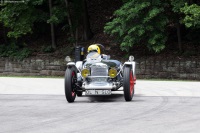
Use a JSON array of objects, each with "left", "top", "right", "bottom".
[
  {"left": 123, "top": 66, "right": 135, "bottom": 101},
  {"left": 65, "top": 67, "right": 77, "bottom": 103}
]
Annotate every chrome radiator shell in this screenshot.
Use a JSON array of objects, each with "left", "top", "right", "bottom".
[{"left": 90, "top": 63, "right": 108, "bottom": 76}]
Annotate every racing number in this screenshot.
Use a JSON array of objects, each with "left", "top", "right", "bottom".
[
  {"left": 95, "top": 90, "right": 110, "bottom": 94},
  {"left": 102, "top": 90, "right": 111, "bottom": 95},
  {"left": 85, "top": 90, "right": 111, "bottom": 95}
]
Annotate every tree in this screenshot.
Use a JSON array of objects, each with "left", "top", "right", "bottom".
[
  {"left": 64, "top": 0, "right": 75, "bottom": 44},
  {"left": 81, "top": 0, "right": 93, "bottom": 41},
  {"left": 170, "top": 0, "right": 200, "bottom": 52},
  {"left": 64, "top": 0, "right": 93, "bottom": 45},
  {"left": 0, "top": 0, "right": 48, "bottom": 39},
  {"left": 104, "top": 0, "right": 168, "bottom": 53},
  {"left": 104, "top": 0, "right": 200, "bottom": 53},
  {"left": 48, "top": 0, "right": 56, "bottom": 49},
  {"left": 170, "top": 0, "right": 186, "bottom": 53},
  {"left": 180, "top": 3, "right": 200, "bottom": 28}
]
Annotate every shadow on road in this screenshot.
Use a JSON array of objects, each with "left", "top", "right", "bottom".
[
  {"left": 87, "top": 94, "right": 123, "bottom": 102},
  {"left": 74, "top": 93, "right": 145, "bottom": 103}
]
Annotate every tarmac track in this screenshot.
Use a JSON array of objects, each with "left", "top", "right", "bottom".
[{"left": 0, "top": 77, "right": 200, "bottom": 133}]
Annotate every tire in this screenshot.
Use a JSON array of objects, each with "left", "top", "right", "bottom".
[
  {"left": 65, "top": 67, "right": 76, "bottom": 103},
  {"left": 123, "top": 66, "right": 135, "bottom": 101}
]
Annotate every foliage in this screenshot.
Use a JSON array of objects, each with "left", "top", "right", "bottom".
[
  {"left": 0, "top": 0, "right": 48, "bottom": 39},
  {"left": 60, "top": 45, "right": 74, "bottom": 55},
  {"left": 0, "top": 0, "right": 200, "bottom": 57},
  {"left": 71, "top": 0, "right": 84, "bottom": 29},
  {"left": 170, "top": 1, "right": 200, "bottom": 47},
  {"left": 0, "top": 44, "right": 32, "bottom": 60},
  {"left": 180, "top": 4, "right": 200, "bottom": 28},
  {"left": 47, "top": 0, "right": 67, "bottom": 25},
  {"left": 41, "top": 45, "right": 55, "bottom": 53},
  {"left": 17, "top": 48, "right": 32, "bottom": 60},
  {"left": 104, "top": 0, "right": 168, "bottom": 52},
  {"left": 170, "top": 0, "right": 185, "bottom": 13}
]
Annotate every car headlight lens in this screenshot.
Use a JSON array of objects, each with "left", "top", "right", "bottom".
[
  {"left": 109, "top": 68, "right": 117, "bottom": 78},
  {"left": 81, "top": 68, "right": 90, "bottom": 78}
]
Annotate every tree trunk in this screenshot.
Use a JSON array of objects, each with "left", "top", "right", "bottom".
[
  {"left": 75, "top": 27, "right": 78, "bottom": 45},
  {"left": 82, "top": 0, "right": 93, "bottom": 41},
  {"left": 49, "top": 0, "right": 56, "bottom": 49},
  {"left": 64, "top": 0, "right": 76, "bottom": 46},
  {"left": 176, "top": 21, "right": 182, "bottom": 53}
]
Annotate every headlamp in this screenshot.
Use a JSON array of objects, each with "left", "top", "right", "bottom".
[
  {"left": 81, "top": 68, "right": 90, "bottom": 78},
  {"left": 109, "top": 68, "right": 117, "bottom": 78}
]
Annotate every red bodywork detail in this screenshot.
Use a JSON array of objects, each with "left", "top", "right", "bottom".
[
  {"left": 134, "top": 76, "right": 136, "bottom": 83},
  {"left": 130, "top": 71, "right": 134, "bottom": 95}
]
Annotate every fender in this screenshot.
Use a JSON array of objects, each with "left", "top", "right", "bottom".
[
  {"left": 124, "top": 61, "right": 136, "bottom": 76},
  {"left": 67, "top": 61, "right": 83, "bottom": 73},
  {"left": 67, "top": 62, "right": 76, "bottom": 67},
  {"left": 67, "top": 62, "right": 78, "bottom": 71}
]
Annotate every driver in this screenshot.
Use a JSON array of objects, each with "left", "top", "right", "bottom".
[
  {"left": 87, "top": 44, "right": 121, "bottom": 67},
  {"left": 86, "top": 44, "right": 101, "bottom": 59}
]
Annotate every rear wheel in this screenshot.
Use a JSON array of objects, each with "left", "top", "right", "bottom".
[
  {"left": 123, "top": 66, "right": 135, "bottom": 101},
  {"left": 65, "top": 67, "right": 76, "bottom": 103}
]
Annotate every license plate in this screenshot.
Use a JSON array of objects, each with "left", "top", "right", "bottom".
[{"left": 85, "top": 90, "right": 111, "bottom": 95}]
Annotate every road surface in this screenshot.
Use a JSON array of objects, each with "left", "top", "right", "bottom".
[{"left": 0, "top": 77, "right": 200, "bottom": 133}]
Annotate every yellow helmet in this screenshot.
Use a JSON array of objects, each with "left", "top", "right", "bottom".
[{"left": 87, "top": 44, "right": 101, "bottom": 54}]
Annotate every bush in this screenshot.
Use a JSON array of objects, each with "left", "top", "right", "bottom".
[
  {"left": 0, "top": 44, "right": 32, "bottom": 60},
  {"left": 41, "top": 45, "right": 55, "bottom": 53}
]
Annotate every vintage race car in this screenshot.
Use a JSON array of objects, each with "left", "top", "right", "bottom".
[{"left": 64, "top": 45, "right": 136, "bottom": 103}]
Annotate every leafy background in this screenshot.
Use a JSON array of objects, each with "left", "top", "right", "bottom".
[{"left": 0, "top": 0, "right": 200, "bottom": 60}]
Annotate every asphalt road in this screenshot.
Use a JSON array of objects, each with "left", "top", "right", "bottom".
[{"left": 0, "top": 77, "right": 200, "bottom": 133}]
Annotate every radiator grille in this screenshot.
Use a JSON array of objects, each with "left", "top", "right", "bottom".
[{"left": 91, "top": 66, "right": 108, "bottom": 76}]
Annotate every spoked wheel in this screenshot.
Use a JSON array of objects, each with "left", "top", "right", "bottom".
[
  {"left": 123, "top": 66, "right": 135, "bottom": 101},
  {"left": 65, "top": 67, "right": 77, "bottom": 103}
]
